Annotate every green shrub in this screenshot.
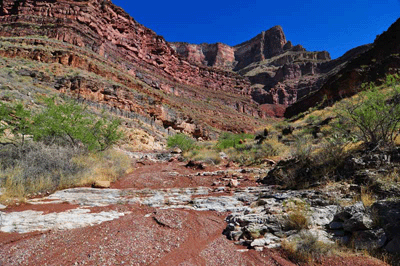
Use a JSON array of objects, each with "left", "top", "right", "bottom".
[
  {"left": 0, "top": 102, "right": 33, "bottom": 146},
  {"left": 335, "top": 74, "right": 400, "bottom": 149},
  {"left": 167, "top": 133, "right": 196, "bottom": 151},
  {"left": 33, "top": 97, "right": 122, "bottom": 151},
  {"left": 0, "top": 97, "right": 122, "bottom": 151},
  {"left": 216, "top": 132, "right": 254, "bottom": 150}
]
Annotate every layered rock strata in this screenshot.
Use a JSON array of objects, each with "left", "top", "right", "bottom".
[
  {"left": 171, "top": 26, "right": 332, "bottom": 111},
  {"left": 0, "top": 0, "right": 263, "bottom": 137},
  {"left": 285, "top": 18, "right": 400, "bottom": 118}
]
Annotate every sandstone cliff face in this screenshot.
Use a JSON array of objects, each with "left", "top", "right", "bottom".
[
  {"left": 234, "top": 26, "right": 290, "bottom": 70},
  {"left": 285, "top": 18, "right": 400, "bottom": 118},
  {"left": 170, "top": 42, "right": 236, "bottom": 70},
  {"left": 0, "top": 0, "right": 251, "bottom": 93},
  {"left": 170, "top": 25, "right": 332, "bottom": 109},
  {"left": 0, "top": 0, "right": 266, "bottom": 137}
]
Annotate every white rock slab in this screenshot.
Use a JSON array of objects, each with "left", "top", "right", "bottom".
[{"left": 0, "top": 208, "right": 127, "bottom": 233}]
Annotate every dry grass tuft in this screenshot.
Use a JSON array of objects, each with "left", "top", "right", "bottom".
[
  {"left": 0, "top": 144, "right": 132, "bottom": 203},
  {"left": 73, "top": 149, "right": 133, "bottom": 186},
  {"left": 281, "top": 231, "right": 335, "bottom": 265},
  {"left": 361, "top": 187, "right": 377, "bottom": 207}
]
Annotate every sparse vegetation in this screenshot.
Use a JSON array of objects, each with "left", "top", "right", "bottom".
[
  {"left": 281, "top": 231, "right": 335, "bottom": 264},
  {"left": 0, "top": 97, "right": 127, "bottom": 201},
  {"left": 167, "top": 133, "right": 196, "bottom": 151},
  {"left": 335, "top": 74, "right": 400, "bottom": 150},
  {"left": 283, "top": 198, "right": 310, "bottom": 231},
  {"left": 216, "top": 132, "right": 254, "bottom": 150}
]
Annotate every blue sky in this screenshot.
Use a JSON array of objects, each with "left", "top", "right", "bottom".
[{"left": 112, "top": 0, "right": 399, "bottom": 59}]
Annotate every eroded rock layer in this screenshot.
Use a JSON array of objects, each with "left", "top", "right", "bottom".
[
  {"left": 0, "top": 0, "right": 265, "bottom": 137},
  {"left": 170, "top": 25, "right": 332, "bottom": 109},
  {"left": 285, "top": 18, "right": 400, "bottom": 118}
]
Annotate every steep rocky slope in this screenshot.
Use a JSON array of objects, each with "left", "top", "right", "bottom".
[
  {"left": 285, "top": 18, "right": 400, "bottom": 118},
  {"left": 170, "top": 26, "right": 357, "bottom": 116},
  {"left": 0, "top": 0, "right": 268, "bottom": 139}
]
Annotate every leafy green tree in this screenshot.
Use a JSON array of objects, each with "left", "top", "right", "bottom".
[
  {"left": 91, "top": 117, "right": 123, "bottom": 151},
  {"left": 33, "top": 97, "right": 122, "bottom": 151},
  {"left": 335, "top": 74, "right": 400, "bottom": 149},
  {"left": 167, "top": 133, "right": 195, "bottom": 151},
  {"left": 0, "top": 102, "right": 33, "bottom": 146},
  {"left": 33, "top": 97, "right": 92, "bottom": 147}
]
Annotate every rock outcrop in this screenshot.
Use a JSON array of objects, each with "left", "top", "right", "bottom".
[
  {"left": 170, "top": 25, "right": 333, "bottom": 113},
  {"left": 0, "top": 0, "right": 264, "bottom": 138},
  {"left": 285, "top": 18, "right": 400, "bottom": 118},
  {"left": 234, "top": 26, "right": 293, "bottom": 70},
  {"left": 0, "top": 0, "right": 251, "bottom": 94},
  {"left": 170, "top": 42, "right": 236, "bottom": 70}
]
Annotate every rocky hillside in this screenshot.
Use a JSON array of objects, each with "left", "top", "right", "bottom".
[
  {"left": 0, "top": 0, "right": 269, "bottom": 139},
  {"left": 170, "top": 25, "right": 369, "bottom": 116},
  {"left": 285, "top": 18, "right": 400, "bottom": 118},
  {"left": 0, "top": 0, "right": 398, "bottom": 132}
]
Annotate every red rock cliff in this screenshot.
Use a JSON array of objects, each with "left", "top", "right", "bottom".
[
  {"left": 285, "top": 18, "right": 400, "bottom": 118},
  {"left": 0, "top": 0, "right": 268, "bottom": 136},
  {"left": 0, "top": 0, "right": 253, "bottom": 102},
  {"left": 170, "top": 25, "right": 332, "bottom": 109}
]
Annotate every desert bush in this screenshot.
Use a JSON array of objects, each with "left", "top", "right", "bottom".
[
  {"left": 216, "top": 132, "right": 254, "bottom": 150},
  {"left": 185, "top": 149, "right": 221, "bottom": 165},
  {"left": 283, "top": 198, "right": 310, "bottom": 231},
  {"left": 167, "top": 133, "right": 196, "bottom": 151},
  {"left": 0, "top": 142, "right": 132, "bottom": 199},
  {"left": 33, "top": 97, "right": 122, "bottom": 151},
  {"left": 0, "top": 141, "right": 83, "bottom": 198},
  {"left": 286, "top": 211, "right": 309, "bottom": 231},
  {"left": 335, "top": 74, "right": 400, "bottom": 150},
  {"left": 360, "top": 187, "right": 377, "bottom": 207},
  {"left": 72, "top": 148, "right": 133, "bottom": 186},
  {"left": 226, "top": 142, "right": 278, "bottom": 166},
  {"left": 264, "top": 134, "right": 349, "bottom": 189},
  {"left": 281, "top": 231, "right": 334, "bottom": 264}
]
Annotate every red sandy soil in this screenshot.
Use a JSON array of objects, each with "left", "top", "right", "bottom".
[
  {"left": 0, "top": 160, "right": 388, "bottom": 266},
  {"left": 2, "top": 202, "right": 79, "bottom": 214},
  {"left": 113, "top": 160, "right": 260, "bottom": 190}
]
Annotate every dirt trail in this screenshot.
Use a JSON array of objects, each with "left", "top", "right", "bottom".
[{"left": 0, "top": 157, "right": 388, "bottom": 265}]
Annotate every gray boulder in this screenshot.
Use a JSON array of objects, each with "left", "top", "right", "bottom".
[
  {"left": 332, "top": 202, "right": 373, "bottom": 232},
  {"left": 352, "top": 229, "right": 387, "bottom": 250},
  {"left": 310, "top": 205, "right": 338, "bottom": 227},
  {"left": 385, "top": 238, "right": 400, "bottom": 254},
  {"left": 343, "top": 212, "right": 373, "bottom": 231}
]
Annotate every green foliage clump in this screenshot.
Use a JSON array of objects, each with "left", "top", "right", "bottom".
[
  {"left": 335, "top": 74, "right": 400, "bottom": 149},
  {"left": 0, "top": 102, "right": 33, "bottom": 146},
  {"left": 167, "top": 133, "right": 196, "bottom": 151},
  {"left": 0, "top": 97, "right": 122, "bottom": 151},
  {"left": 0, "top": 97, "right": 127, "bottom": 200},
  {"left": 216, "top": 132, "right": 254, "bottom": 150},
  {"left": 33, "top": 97, "right": 122, "bottom": 151}
]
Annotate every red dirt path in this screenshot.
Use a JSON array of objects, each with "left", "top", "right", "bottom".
[{"left": 0, "top": 160, "right": 388, "bottom": 265}]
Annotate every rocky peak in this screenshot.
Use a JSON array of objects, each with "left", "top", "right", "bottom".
[
  {"left": 234, "top": 25, "right": 288, "bottom": 70},
  {"left": 168, "top": 25, "right": 333, "bottom": 114}
]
